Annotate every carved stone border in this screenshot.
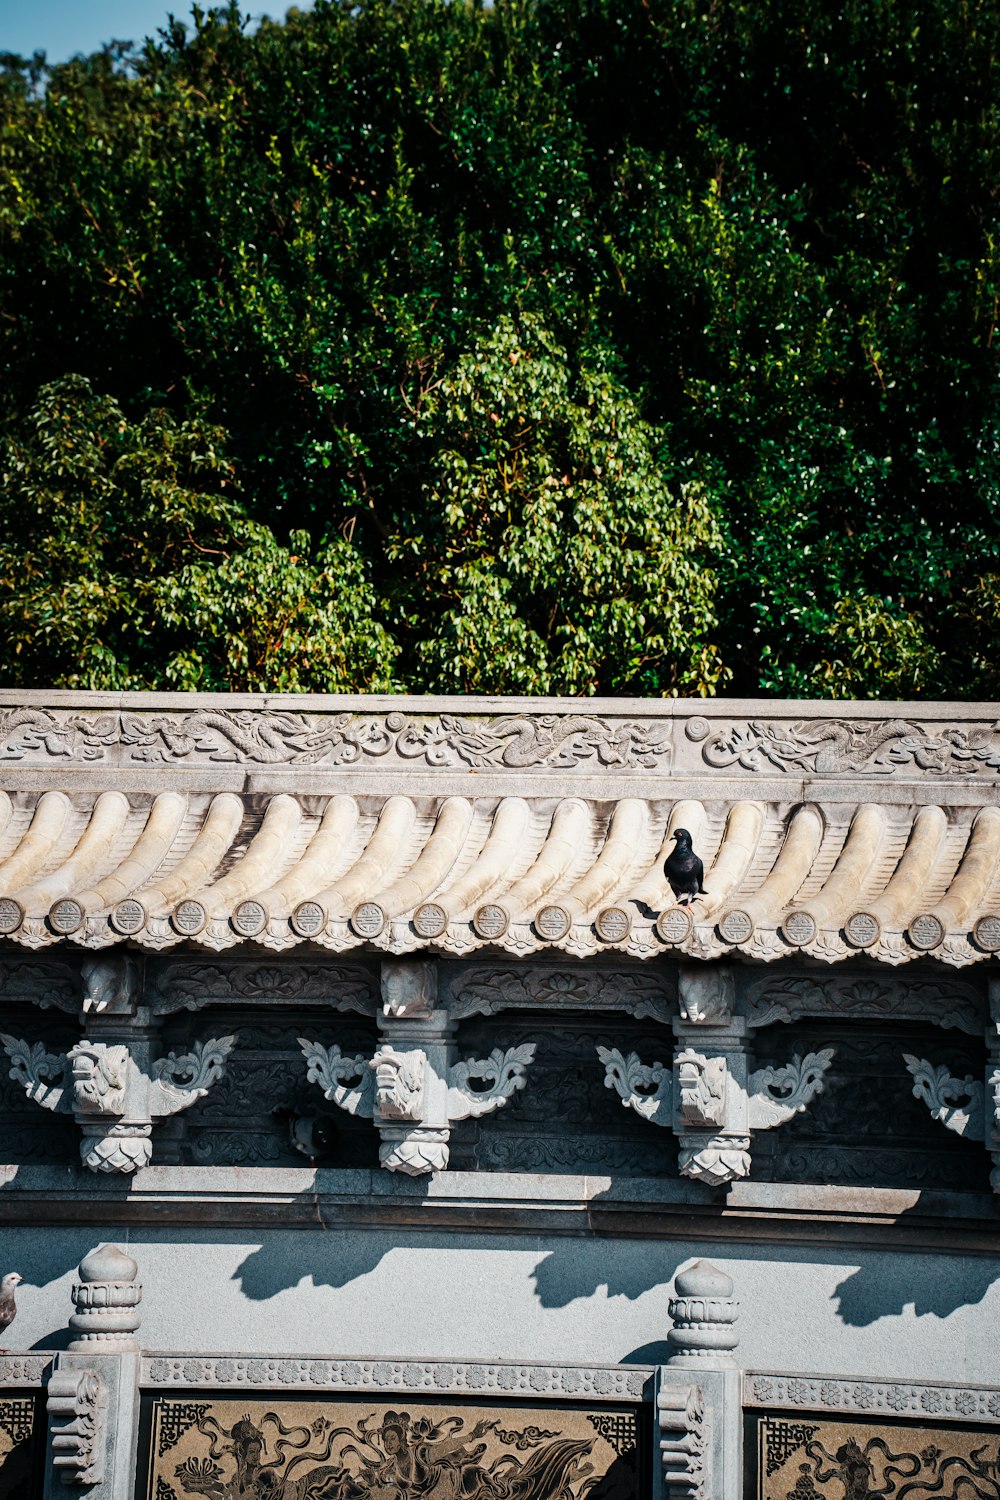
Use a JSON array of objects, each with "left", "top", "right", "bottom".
[
  {"left": 141, "top": 1354, "right": 650, "bottom": 1402},
  {"left": 744, "top": 1370, "right": 1000, "bottom": 1423},
  {"left": 0, "top": 1354, "right": 50, "bottom": 1385}
]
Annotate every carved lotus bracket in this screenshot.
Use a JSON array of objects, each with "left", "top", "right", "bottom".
[
  {"left": 599, "top": 970, "right": 834, "bottom": 1186},
  {"left": 0, "top": 1032, "right": 236, "bottom": 1173},
  {"left": 299, "top": 960, "right": 536, "bottom": 1174}
]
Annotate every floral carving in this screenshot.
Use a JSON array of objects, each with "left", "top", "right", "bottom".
[
  {"left": 745, "top": 974, "right": 983, "bottom": 1034},
  {"left": 597, "top": 1046, "right": 672, "bottom": 1126},
  {"left": 448, "top": 1044, "right": 536, "bottom": 1120},
  {"left": 747, "top": 1049, "right": 835, "bottom": 1130},
  {"left": 298, "top": 1039, "right": 374, "bottom": 1117},
  {"left": 902, "top": 1055, "right": 985, "bottom": 1140}
]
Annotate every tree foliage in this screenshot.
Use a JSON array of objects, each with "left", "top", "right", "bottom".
[{"left": 1, "top": 0, "right": 999, "bottom": 696}]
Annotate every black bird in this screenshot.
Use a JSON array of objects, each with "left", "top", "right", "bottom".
[
  {"left": 665, "top": 828, "right": 706, "bottom": 906},
  {"left": 273, "top": 1107, "right": 339, "bottom": 1166},
  {"left": 0, "top": 1272, "right": 21, "bottom": 1350}
]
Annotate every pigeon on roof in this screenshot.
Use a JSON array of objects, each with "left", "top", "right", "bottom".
[
  {"left": 665, "top": 828, "right": 706, "bottom": 906},
  {"left": 0, "top": 1273, "right": 22, "bottom": 1349},
  {"left": 273, "top": 1108, "right": 338, "bottom": 1167}
]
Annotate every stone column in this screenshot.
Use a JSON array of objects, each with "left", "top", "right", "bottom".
[
  {"left": 658, "top": 1260, "right": 740, "bottom": 1500},
  {"left": 44, "top": 1244, "right": 142, "bottom": 1500}
]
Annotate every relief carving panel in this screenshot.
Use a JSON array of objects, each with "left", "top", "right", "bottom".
[
  {"left": 746, "top": 1410, "right": 1000, "bottom": 1497},
  {"left": 142, "top": 1396, "right": 643, "bottom": 1500}
]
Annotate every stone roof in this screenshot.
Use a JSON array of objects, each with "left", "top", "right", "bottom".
[{"left": 0, "top": 691, "right": 999, "bottom": 966}]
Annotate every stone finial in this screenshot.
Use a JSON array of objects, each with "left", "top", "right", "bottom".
[
  {"left": 68, "top": 1244, "right": 142, "bottom": 1351},
  {"left": 667, "top": 1260, "right": 739, "bottom": 1366}
]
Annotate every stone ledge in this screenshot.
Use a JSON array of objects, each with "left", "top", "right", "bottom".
[{"left": 0, "top": 1166, "right": 996, "bottom": 1251}]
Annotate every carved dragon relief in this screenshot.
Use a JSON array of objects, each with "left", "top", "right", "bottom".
[
  {"left": 116, "top": 708, "right": 671, "bottom": 770},
  {"left": 903, "top": 1052, "right": 1000, "bottom": 1188},
  {"left": 598, "top": 1041, "right": 834, "bottom": 1186},
  {"left": 0, "top": 1032, "right": 236, "bottom": 1172},
  {"left": 694, "top": 716, "right": 1000, "bottom": 777}
]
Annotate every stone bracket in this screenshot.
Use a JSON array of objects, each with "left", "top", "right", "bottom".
[
  {"left": 300, "top": 960, "right": 536, "bottom": 1174},
  {"left": 0, "top": 1028, "right": 236, "bottom": 1173},
  {"left": 598, "top": 986, "right": 834, "bottom": 1186}
]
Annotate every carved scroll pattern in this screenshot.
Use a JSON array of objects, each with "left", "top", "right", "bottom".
[
  {"left": 447, "top": 1044, "right": 536, "bottom": 1120},
  {"left": 597, "top": 1045, "right": 672, "bottom": 1126},
  {"left": 298, "top": 1040, "right": 374, "bottom": 1117},
  {"left": 747, "top": 1049, "right": 835, "bottom": 1130}
]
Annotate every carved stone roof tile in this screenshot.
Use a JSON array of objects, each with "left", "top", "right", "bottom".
[{"left": 1, "top": 692, "right": 1000, "bottom": 966}]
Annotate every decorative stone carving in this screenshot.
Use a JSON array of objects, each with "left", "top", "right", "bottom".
[
  {"left": 80, "top": 955, "right": 140, "bottom": 1015},
  {"left": 747, "top": 1049, "right": 836, "bottom": 1130},
  {"left": 0, "top": 1031, "right": 236, "bottom": 1172},
  {"left": 68, "top": 1244, "right": 142, "bottom": 1350},
  {"left": 448, "top": 965, "right": 675, "bottom": 1025},
  {"left": 47, "top": 1367, "right": 107, "bottom": 1485},
  {"left": 678, "top": 967, "right": 734, "bottom": 1025},
  {"left": 372, "top": 1045, "right": 426, "bottom": 1121},
  {"left": 903, "top": 1054, "right": 985, "bottom": 1140},
  {"left": 141, "top": 1353, "right": 648, "bottom": 1400},
  {"left": 597, "top": 1047, "right": 672, "bottom": 1126},
  {"left": 676, "top": 1052, "right": 727, "bottom": 1128},
  {"left": 743, "top": 1371, "right": 1000, "bottom": 1422},
  {"left": 658, "top": 1383, "right": 707, "bottom": 1500},
  {"left": 116, "top": 708, "right": 671, "bottom": 771},
  {"left": 300, "top": 962, "right": 537, "bottom": 1174},
  {"left": 447, "top": 1045, "right": 536, "bottom": 1121},
  {"left": 903, "top": 1051, "right": 1000, "bottom": 1188},
  {"left": 745, "top": 972, "right": 983, "bottom": 1035},
  {"left": 698, "top": 717, "right": 1000, "bottom": 777},
  {"left": 668, "top": 1262, "right": 739, "bottom": 1365},
  {"left": 0, "top": 955, "right": 80, "bottom": 1012},
  {"left": 381, "top": 959, "right": 436, "bottom": 1018},
  {"left": 596, "top": 1024, "right": 834, "bottom": 1185},
  {"left": 150, "top": 959, "right": 377, "bottom": 1016},
  {"left": 299, "top": 1040, "right": 374, "bottom": 1116}
]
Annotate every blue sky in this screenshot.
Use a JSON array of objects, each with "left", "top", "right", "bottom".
[{"left": 0, "top": 1, "right": 311, "bottom": 63}]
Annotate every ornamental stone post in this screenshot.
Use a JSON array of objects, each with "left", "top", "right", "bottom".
[
  {"left": 44, "top": 1245, "right": 142, "bottom": 1500},
  {"left": 658, "top": 1260, "right": 740, "bottom": 1500}
]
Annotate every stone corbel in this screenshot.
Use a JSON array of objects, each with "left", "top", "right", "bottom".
[
  {"left": 299, "top": 958, "right": 536, "bottom": 1175},
  {"left": 0, "top": 1026, "right": 236, "bottom": 1173},
  {"left": 598, "top": 964, "right": 833, "bottom": 1185}
]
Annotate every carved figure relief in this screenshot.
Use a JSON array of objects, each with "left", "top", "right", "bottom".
[
  {"left": 747, "top": 1410, "right": 1000, "bottom": 1498},
  {"left": 0, "top": 1032, "right": 236, "bottom": 1173},
  {"left": 143, "top": 1396, "right": 641, "bottom": 1500},
  {"left": 372, "top": 1045, "right": 426, "bottom": 1121}
]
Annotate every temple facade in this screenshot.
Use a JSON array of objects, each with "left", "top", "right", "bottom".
[{"left": 0, "top": 690, "right": 999, "bottom": 1499}]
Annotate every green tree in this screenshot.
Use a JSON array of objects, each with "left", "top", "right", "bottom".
[{"left": 0, "top": 375, "right": 397, "bottom": 690}]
